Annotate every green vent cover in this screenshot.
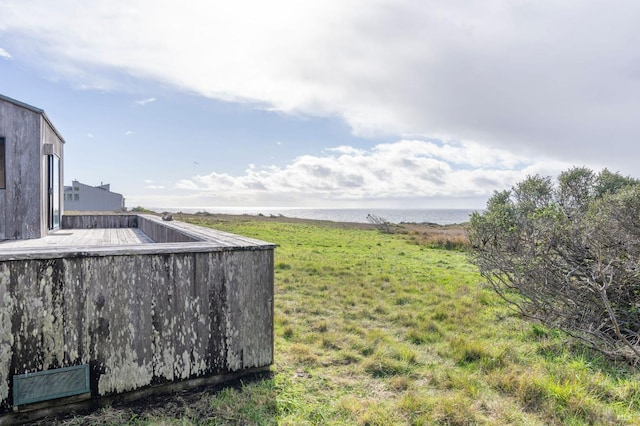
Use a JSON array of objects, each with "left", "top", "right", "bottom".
[{"left": 13, "top": 364, "right": 90, "bottom": 406}]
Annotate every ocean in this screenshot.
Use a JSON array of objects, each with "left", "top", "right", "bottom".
[{"left": 156, "top": 207, "right": 479, "bottom": 225}]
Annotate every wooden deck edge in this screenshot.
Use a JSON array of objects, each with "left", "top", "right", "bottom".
[{"left": 0, "top": 213, "right": 275, "bottom": 260}]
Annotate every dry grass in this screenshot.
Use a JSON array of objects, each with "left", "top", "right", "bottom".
[{"left": 400, "top": 222, "right": 470, "bottom": 249}]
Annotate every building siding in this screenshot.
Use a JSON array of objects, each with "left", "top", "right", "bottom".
[
  {"left": 0, "top": 96, "right": 64, "bottom": 240},
  {"left": 64, "top": 181, "right": 125, "bottom": 212}
]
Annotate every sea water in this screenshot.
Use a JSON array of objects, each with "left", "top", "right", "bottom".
[{"left": 156, "top": 207, "right": 479, "bottom": 225}]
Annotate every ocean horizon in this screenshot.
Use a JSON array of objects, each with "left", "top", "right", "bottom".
[{"left": 154, "top": 207, "right": 480, "bottom": 225}]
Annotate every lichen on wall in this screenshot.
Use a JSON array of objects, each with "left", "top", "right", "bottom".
[
  {"left": 8, "top": 260, "right": 66, "bottom": 375},
  {"left": 0, "top": 246, "right": 274, "bottom": 411},
  {"left": 0, "top": 264, "right": 14, "bottom": 403},
  {"left": 224, "top": 250, "right": 274, "bottom": 370}
]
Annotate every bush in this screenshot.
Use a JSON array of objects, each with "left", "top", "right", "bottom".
[
  {"left": 130, "top": 206, "right": 155, "bottom": 213},
  {"left": 468, "top": 167, "right": 640, "bottom": 364},
  {"left": 366, "top": 214, "right": 394, "bottom": 233}
]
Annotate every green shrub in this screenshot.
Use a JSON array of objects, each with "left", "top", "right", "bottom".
[{"left": 469, "top": 167, "right": 640, "bottom": 365}]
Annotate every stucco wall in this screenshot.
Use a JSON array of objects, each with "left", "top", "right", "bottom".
[{"left": 0, "top": 246, "right": 274, "bottom": 411}]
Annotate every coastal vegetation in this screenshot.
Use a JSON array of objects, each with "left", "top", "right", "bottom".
[
  {"left": 53, "top": 213, "right": 640, "bottom": 425},
  {"left": 469, "top": 167, "right": 640, "bottom": 364}
]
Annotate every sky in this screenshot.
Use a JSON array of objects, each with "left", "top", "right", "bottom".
[{"left": 1, "top": 0, "right": 639, "bottom": 210}]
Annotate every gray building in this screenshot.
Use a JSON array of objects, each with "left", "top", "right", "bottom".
[
  {"left": 64, "top": 180, "right": 125, "bottom": 212},
  {"left": 0, "top": 93, "right": 64, "bottom": 240}
]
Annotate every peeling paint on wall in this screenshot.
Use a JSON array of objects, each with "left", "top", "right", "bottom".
[
  {"left": 0, "top": 263, "right": 15, "bottom": 403},
  {"left": 0, "top": 248, "right": 274, "bottom": 412}
]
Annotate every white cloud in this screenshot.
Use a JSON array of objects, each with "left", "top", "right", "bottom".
[
  {"left": 87, "top": 133, "right": 94, "bottom": 138},
  {"left": 1, "top": 1, "right": 639, "bottom": 173},
  {"left": 175, "top": 179, "right": 200, "bottom": 191},
  {"left": 125, "top": 130, "right": 134, "bottom": 135},
  {"left": 143, "top": 179, "right": 165, "bottom": 189},
  {"left": 0, "top": 47, "right": 11, "bottom": 59},
  {"left": 172, "top": 139, "right": 579, "bottom": 207},
  {"left": 326, "top": 146, "right": 366, "bottom": 156},
  {"left": 134, "top": 97, "right": 156, "bottom": 106}
]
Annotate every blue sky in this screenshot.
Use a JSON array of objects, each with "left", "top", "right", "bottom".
[{"left": 1, "top": 1, "right": 640, "bottom": 209}]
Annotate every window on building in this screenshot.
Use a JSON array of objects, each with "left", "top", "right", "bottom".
[
  {"left": 47, "top": 154, "right": 61, "bottom": 230},
  {"left": 74, "top": 194, "right": 79, "bottom": 201},
  {"left": 0, "top": 137, "right": 5, "bottom": 189}
]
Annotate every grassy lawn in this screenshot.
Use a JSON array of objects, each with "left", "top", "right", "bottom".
[{"left": 60, "top": 214, "right": 640, "bottom": 425}]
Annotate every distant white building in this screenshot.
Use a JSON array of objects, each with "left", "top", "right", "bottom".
[{"left": 64, "top": 180, "right": 125, "bottom": 211}]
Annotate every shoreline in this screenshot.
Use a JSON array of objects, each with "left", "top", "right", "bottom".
[
  {"left": 148, "top": 207, "right": 477, "bottom": 226},
  {"left": 169, "top": 211, "right": 469, "bottom": 248}
]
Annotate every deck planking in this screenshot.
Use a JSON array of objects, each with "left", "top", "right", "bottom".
[{"left": 0, "top": 228, "right": 154, "bottom": 249}]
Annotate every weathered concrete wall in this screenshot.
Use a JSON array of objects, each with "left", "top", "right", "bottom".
[{"left": 0, "top": 246, "right": 274, "bottom": 412}]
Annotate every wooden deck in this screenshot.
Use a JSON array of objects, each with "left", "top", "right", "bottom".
[
  {"left": 0, "top": 214, "right": 275, "bottom": 419},
  {"left": 0, "top": 228, "right": 154, "bottom": 249}
]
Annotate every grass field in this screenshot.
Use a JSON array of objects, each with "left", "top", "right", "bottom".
[{"left": 55, "top": 214, "right": 640, "bottom": 425}]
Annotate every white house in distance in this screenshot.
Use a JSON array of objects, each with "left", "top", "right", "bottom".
[{"left": 64, "top": 180, "right": 125, "bottom": 211}]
